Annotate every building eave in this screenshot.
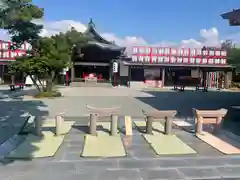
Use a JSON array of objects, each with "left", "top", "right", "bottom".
[
  {"left": 84, "top": 25, "right": 111, "bottom": 44},
  {"left": 87, "top": 41, "right": 125, "bottom": 51},
  {"left": 221, "top": 9, "right": 240, "bottom": 20},
  {"left": 123, "top": 61, "right": 234, "bottom": 70},
  {"left": 83, "top": 19, "right": 125, "bottom": 50}
]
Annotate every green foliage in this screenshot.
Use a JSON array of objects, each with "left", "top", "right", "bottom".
[
  {"left": 34, "top": 90, "right": 62, "bottom": 98},
  {"left": 228, "top": 48, "right": 240, "bottom": 72},
  {"left": 65, "top": 27, "right": 90, "bottom": 47},
  {"left": 9, "top": 36, "right": 68, "bottom": 78},
  {"left": 221, "top": 40, "right": 240, "bottom": 72},
  {"left": 9, "top": 28, "right": 90, "bottom": 78},
  {"left": 0, "top": 0, "right": 44, "bottom": 46},
  {"left": 221, "top": 39, "right": 235, "bottom": 53},
  {"left": 229, "top": 82, "right": 240, "bottom": 89},
  {"left": 1, "top": 0, "right": 90, "bottom": 92}
]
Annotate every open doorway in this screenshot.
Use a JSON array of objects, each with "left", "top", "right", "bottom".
[{"left": 74, "top": 65, "right": 110, "bottom": 82}]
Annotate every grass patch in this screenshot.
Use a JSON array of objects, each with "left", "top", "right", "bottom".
[{"left": 34, "top": 90, "right": 62, "bottom": 98}]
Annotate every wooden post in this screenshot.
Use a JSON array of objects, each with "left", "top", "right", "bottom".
[
  {"left": 164, "top": 116, "right": 172, "bottom": 135},
  {"left": 224, "top": 71, "right": 229, "bottom": 89},
  {"left": 109, "top": 64, "right": 111, "bottom": 82},
  {"left": 128, "top": 66, "right": 131, "bottom": 88},
  {"left": 124, "top": 116, "right": 132, "bottom": 136},
  {"left": 0, "top": 65, "right": 3, "bottom": 84},
  {"left": 111, "top": 115, "right": 118, "bottom": 136},
  {"left": 55, "top": 115, "right": 64, "bottom": 136},
  {"left": 89, "top": 114, "right": 97, "bottom": 136},
  {"left": 161, "top": 68, "right": 165, "bottom": 87},
  {"left": 196, "top": 116, "right": 203, "bottom": 134},
  {"left": 34, "top": 117, "right": 42, "bottom": 137},
  {"left": 71, "top": 65, "right": 75, "bottom": 83},
  {"left": 214, "top": 116, "right": 223, "bottom": 134},
  {"left": 146, "top": 116, "right": 154, "bottom": 134},
  {"left": 11, "top": 75, "right": 15, "bottom": 85}
]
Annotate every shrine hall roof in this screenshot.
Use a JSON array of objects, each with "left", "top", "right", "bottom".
[
  {"left": 221, "top": 9, "right": 240, "bottom": 20},
  {"left": 84, "top": 19, "right": 125, "bottom": 51},
  {"left": 87, "top": 41, "right": 126, "bottom": 51}
]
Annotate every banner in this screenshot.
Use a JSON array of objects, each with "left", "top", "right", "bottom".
[{"left": 145, "top": 80, "right": 162, "bottom": 88}]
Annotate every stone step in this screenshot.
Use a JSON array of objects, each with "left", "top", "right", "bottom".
[
  {"left": 70, "top": 82, "right": 112, "bottom": 87},
  {"left": 129, "top": 81, "right": 146, "bottom": 89}
]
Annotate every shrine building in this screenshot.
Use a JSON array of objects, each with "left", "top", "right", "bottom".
[{"left": 0, "top": 19, "right": 235, "bottom": 88}]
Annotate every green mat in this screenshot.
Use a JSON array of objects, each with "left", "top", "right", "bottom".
[
  {"left": 81, "top": 122, "right": 126, "bottom": 158},
  {"left": 7, "top": 121, "right": 74, "bottom": 159},
  {"left": 134, "top": 121, "right": 196, "bottom": 155}
]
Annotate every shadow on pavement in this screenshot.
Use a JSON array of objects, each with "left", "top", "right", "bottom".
[
  {"left": 0, "top": 96, "right": 49, "bottom": 165},
  {"left": 0, "top": 87, "right": 37, "bottom": 99},
  {"left": 135, "top": 90, "right": 240, "bottom": 135}
]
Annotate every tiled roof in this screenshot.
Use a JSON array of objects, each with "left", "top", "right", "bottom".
[
  {"left": 84, "top": 19, "right": 125, "bottom": 50},
  {"left": 122, "top": 61, "right": 234, "bottom": 69},
  {"left": 221, "top": 9, "right": 240, "bottom": 20},
  {"left": 88, "top": 41, "right": 125, "bottom": 51}
]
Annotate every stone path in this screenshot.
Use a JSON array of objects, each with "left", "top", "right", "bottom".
[
  {"left": 1, "top": 117, "right": 240, "bottom": 179},
  {"left": 1, "top": 86, "right": 240, "bottom": 179},
  {"left": 1, "top": 157, "right": 240, "bottom": 180}
]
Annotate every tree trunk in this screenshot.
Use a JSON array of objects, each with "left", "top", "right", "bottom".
[
  {"left": 52, "top": 70, "right": 59, "bottom": 83},
  {"left": 46, "top": 77, "right": 53, "bottom": 92},
  {"left": 37, "top": 79, "right": 46, "bottom": 91},
  {"left": 45, "top": 72, "right": 55, "bottom": 92},
  {"left": 30, "top": 75, "right": 41, "bottom": 92}
]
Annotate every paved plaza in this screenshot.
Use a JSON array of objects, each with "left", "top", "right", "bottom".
[{"left": 0, "top": 86, "right": 240, "bottom": 179}]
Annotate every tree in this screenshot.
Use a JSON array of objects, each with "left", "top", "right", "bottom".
[
  {"left": 0, "top": 0, "right": 44, "bottom": 47},
  {"left": 228, "top": 48, "right": 240, "bottom": 72},
  {"left": 0, "top": 0, "right": 45, "bottom": 90},
  {"left": 9, "top": 36, "right": 67, "bottom": 92},
  {"left": 9, "top": 28, "right": 90, "bottom": 92},
  {"left": 0, "top": 0, "right": 90, "bottom": 93},
  {"left": 65, "top": 27, "right": 89, "bottom": 47},
  {"left": 221, "top": 40, "right": 240, "bottom": 72},
  {"left": 221, "top": 39, "right": 236, "bottom": 53}
]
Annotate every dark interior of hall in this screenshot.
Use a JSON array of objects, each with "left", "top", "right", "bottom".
[{"left": 73, "top": 45, "right": 122, "bottom": 63}]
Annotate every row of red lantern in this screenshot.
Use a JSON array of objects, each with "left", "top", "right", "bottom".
[
  {"left": 0, "top": 40, "right": 28, "bottom": 60},
  {"left": 132, "top": 55, "right": 227, "bottom": 65},
  {"left": 0, "top": 50, "right": 26, "bottom": 60},
  {"left": 132, "top": 46, "right": 227, "bottom": 57},
  {"left": 0, "top": 41, "right": 30, "bottom": 51}
]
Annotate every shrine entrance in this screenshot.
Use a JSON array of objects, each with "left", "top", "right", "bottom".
[
  {"left": 70, "top": 19, "right": 126, "bottom": 85},
  {"left": 73, "top": 63, "right": 110, "bottom": 83}
]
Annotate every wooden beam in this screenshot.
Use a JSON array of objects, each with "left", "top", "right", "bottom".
[{"left": 124, "top": 116, "right": 132, "bottom": 136}]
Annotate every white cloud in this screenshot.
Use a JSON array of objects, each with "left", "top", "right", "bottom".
[
  {"left": 200, "top": 28, "right": 221, "bottom": 47},
  {"left": 34, "top": 20, "right": 237, "bottom": 49},
  {"left": 33, "top": 19, "right": 87, "bottom": 37},
  {"left": 1, "top": 19, "right": 239, "bottom": 52},
  {"left": 101, "top": 33, "right": 148, "bottom": 55},
  {"left": 180, "top": 39, "right": 203, "bottom": 48},
  {"left": 0, "top": 29, "right": 10, "bottom": 41}
]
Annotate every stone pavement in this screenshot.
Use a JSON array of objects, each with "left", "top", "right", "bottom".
[
  {"left": 20, "top": 86, "right": 240, "bottom": 119},
  {"left": 0, "top": 86, "right": 47, "bottom": 145},
  {"left": 1, "top": 86, "right": 240, "bottom": 179},
  {"left": 0, "top": 116, "right": 240, "bottom": 179}
]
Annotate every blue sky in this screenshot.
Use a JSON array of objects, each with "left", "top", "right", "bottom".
[{"left": 32, "top": 0, "right": 239, "bottom": 44}]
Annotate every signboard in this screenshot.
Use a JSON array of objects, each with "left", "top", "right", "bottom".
[
  {"left": 145, "top": 80, "right": 162, "bottom": 88},
  {"left": 0, "top": 40, "right": 28, "bottom": 61},
  {"left": 132, "top": 46, "right": 227, "bottom": 65},
  {"left": 113, "top": 62, "right": 118, "bottom": 73}
]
